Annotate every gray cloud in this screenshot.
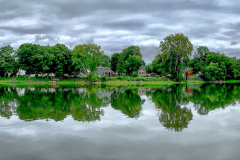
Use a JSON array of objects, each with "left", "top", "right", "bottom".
[
  {"left": 231, "top": 41, "right": 238, "bottom": 46},
  {"left": 0, "top": 0, "right": 240, "bottom": 63}
]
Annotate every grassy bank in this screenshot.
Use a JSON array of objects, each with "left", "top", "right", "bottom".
[{"left": 0, "top": 77, "right": 239, "bottom": 86}]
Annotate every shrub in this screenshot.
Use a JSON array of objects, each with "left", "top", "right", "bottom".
[
  {"left": 86, "top": 73, "right": 98, "bottom": 82},
  {"left": 100, "top": 75, "right": 107, "bottom": 82},
  {"left": 117, "top": 76, "right": 122, "bottom": 80},
  {"left": 132, "top": 71, "right": 138, "bottom": 77},
  {"left": 136, "top": 77, "right": 140, "bottom": 81}
]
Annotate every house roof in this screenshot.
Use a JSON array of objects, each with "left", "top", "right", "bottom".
[
  {"left": 96, "top": 67, "right": 114, "bottom": 76},
  {"left": 137, "top": 68, "right": 146, "bottom": 71}
]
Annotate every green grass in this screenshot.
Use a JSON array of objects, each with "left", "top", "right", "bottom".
[
  {"left": 189, "top": 75, "right": 199, "bottom": 78},
  {"left": 1, "top": 76, "right": 240, "bottom": 86},
  {"left": 225, "top": 80, "right": 240, "bottom": 83}
]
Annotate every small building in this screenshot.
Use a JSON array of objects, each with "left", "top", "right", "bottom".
[
  {"left": 96, "top": 65, "right": 115, "bottom": 76},
  {"left": 183, "top": 67, "right": 193, "bottom": 79},
  {"left": 138, "top": 68, "right": 146, "bottom": 77},
  {"left": 150, "top": 73, "right": 157, "bottom": 77}
]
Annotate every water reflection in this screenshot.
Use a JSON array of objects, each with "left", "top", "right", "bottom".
[
  {"left": 0, "top": 84, "right": 239, "bottom": 132},
  {"left": 147, "top": 85, "right": 193, "bottom": 132},
  {"left": 111, "top": 88, "right": 144, "bottom": 119}
]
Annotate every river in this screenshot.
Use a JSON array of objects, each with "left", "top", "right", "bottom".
[{"left": 0, "top": 84, "right": 239, "bottom": 160}]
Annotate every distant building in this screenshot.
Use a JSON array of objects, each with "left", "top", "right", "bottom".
[
  {"left": 138, "top": 68, "right": 146, "bottom": 77},
  {"left": 96, "top": 65, "right": 115, "bottom": 76},
  {"left": 138, "top": 88, "right": 146, "bottom": 96},
  {"left": 183, "top": 67, "right": 193, "bottom": 78}
]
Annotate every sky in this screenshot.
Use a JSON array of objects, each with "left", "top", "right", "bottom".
[{"left": 0, "top": 0, "right": 240, "bottom": 63}]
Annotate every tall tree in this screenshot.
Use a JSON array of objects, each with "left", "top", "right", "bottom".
[
  {"left": 110, "top": 53, "right": 120, "bottom": 72},
  {"left": 0, "top": 45, "right": 18, "bottom": 77},
  {"left": 72, "top": 44, "right": 104, "bottom": 73},
  {"left": 125, "top": 55, "right": 142, "bottom": 75},
  {"left": 35, "top": 45, "right": 54, "bottom": 75},
  {"left": 100, "top": 54, "right": 111, "bottom": 67},
  {"left": 122, "top": 45, "right": 142, "bottom": 61},
  {"left": 159, "top": 33, "right": 193, "bottom": 81},
  {"left": 51, "top": 44, "right": 73, "bottom": 76},
  {"left": 116, "top": 55, "right": 126, "bottom": 75},
  {"left": 17, "top": 43, "right": 41, "bottom": 76},
  {"left": 194, "top": 46, "right": 209, "bottom": 61}
]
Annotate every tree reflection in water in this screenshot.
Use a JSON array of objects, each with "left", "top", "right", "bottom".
[{"left": 0, "top": 84, "right": 239, "bottom": 132}]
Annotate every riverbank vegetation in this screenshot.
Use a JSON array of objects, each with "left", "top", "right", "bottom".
[{"left": 1, "top": 32, "right": 240, "bottom": 83}]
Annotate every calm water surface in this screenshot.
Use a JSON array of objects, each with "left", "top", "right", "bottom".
[{"left": 0, "top": 84, "right": 240, "bottom": 160}]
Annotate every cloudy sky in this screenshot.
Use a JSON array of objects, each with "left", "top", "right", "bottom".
[{"left": 0, "top": 0, "right": 240, "bottom": 63}]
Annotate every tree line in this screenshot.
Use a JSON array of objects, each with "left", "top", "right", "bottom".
[
  {"left": 148, "top": 33, "right": 240, "bottom": 81},
  {"left": 0, "top": 32, "right": 239, "bottom": 81}
]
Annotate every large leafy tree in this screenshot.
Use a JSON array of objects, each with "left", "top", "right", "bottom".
[
  {"left": 100, "top": 54, "right": 111, "bottom": 67},
  {"left": 35, "top": 45, "right": 54, "bottom": 75},
  {"left": 204, "top": 52, "right": 238, "bottom": 80},
  {"left": 125, "top": 55, "right": 142, "bottom": 75},
  {"left": 0, "top": 45, "right": 18, "bottom": 77},
  {"left": 122, "top": 45, "right": 142, "bottom": 61},
  {"left": 159, "top": 33, "right": 193, "bottom": 81},
  {"left": 189, "top": 46, "right": 209, "bottom": 74},
  {"left": 194, "top": 46, "right": 209, "bottom": 61},
  {"left": 17, "top": 43, "right": 42, "bottom": 75},
  {"left": 110, "top": 53, "right": 120, "bottom": 72},
  {"left": 116, "top": 55, "right": 126, "bottom": 75},
  {"left": 72, "top": 44, "right": 104, "bottom": 73},
  {"left": 51, "top": 44, "right": 73, "bottom": 76},
  {"left": 202, "top": 62, "right": 227, "bottom": 81}
]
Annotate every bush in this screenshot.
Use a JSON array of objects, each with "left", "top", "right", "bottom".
[
  {"left": 86, "top": 73, "right": 98, "bottom": 82},
  {"left": 136, "top": 77, "right": 140, "bottom": 81},
  {"left": 132, "top": 71, "right": 138, "bottom": 77},
  {"left": 100, "top": 75, "right": 107, "bottom": 82},
  {"left": 117, "top": 76, "right": 122, "bottom": 80}
]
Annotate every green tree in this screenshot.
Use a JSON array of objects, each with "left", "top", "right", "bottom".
[
  {"left": 194, "top": 46, "right": 209, "bottom": 61},
  {"left": 116, "top": 55, "right": 126, "bottom": 75},
  {"left": 110, "top": 53, "right": 120, "bottom": 72},
  {"left": 35, "top": 45, "right": 54, "bottom": 75},
  {"left": 72, "top": 44, "right": 104, "bottom": 74},
  {"left": 122, "top": 45, "right": 142, "bottom": 61},
  {"left": 51, "top": 44, "right": 74, "bottom": 76},
  {"left": 100, "top": 54, "right": 111, "bottom": 67},
  {"left": 202, "top": 62, "right": 226, "bottom": 81},
  {"left": 204, "top": 52, "right": 237, "bottom": 80},
  {"left": 125, "top": 55, "right": 142, "bottom": 75},
  {"left": 0, "top": 45, "right": 18, "bottom": 77},
  {"left": 17, "top": 43, "right": 42, "bottom": 76},
  {"left": 188, "top": 58, "right": 204, "bottom": 74},
  {"left": 159, "top": 33, "right": 193, "bottom": 81}
]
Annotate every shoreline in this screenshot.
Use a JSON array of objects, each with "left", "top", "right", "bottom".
[{"left": 0, "top": 79, "right": 240, "bottom": 86}]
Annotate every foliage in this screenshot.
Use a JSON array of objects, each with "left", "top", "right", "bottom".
[
  {"left": 132, "top": 71, "right": 138, "bottom": 77},
  {"left": 116, "top": 55, "right": 126, "bottom": 75},
  {"left": 17, "top": 43, "right": 41, "bottom": 75},
  {"left": 122, "top": 45, "right": 142, "bottom": 61},
  {"left": 72, "top": 44, "right": 104, "bottom": 73},
  {"left": 100, "top": 75, "right": 107, "bottom": 82},
  {"left": 0, "top": 45, "right": 18, "bottom": 77},
  {"left": 158, "top": 33, "right": 193, "bottom": 81},
  {"left": 86, "top": 72, "right": 98, "bottom": 82},
  {"left": 110, "top": 53, "right": 120, "bottom": 72},
  {"left": 194, "top": 46, "right": 209, "bottom": 61},
  {"left": 125, "top": 55, "right": 142, "bottom": 75},
  {"left": 202, "top": 62, "right": 226, "bottom": 81},
  {"left": 100, "top": 54, "right": 111, "bottom": 67},
  {"left": 51, "top": 43, "right": 74, "bottom": 76}
]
